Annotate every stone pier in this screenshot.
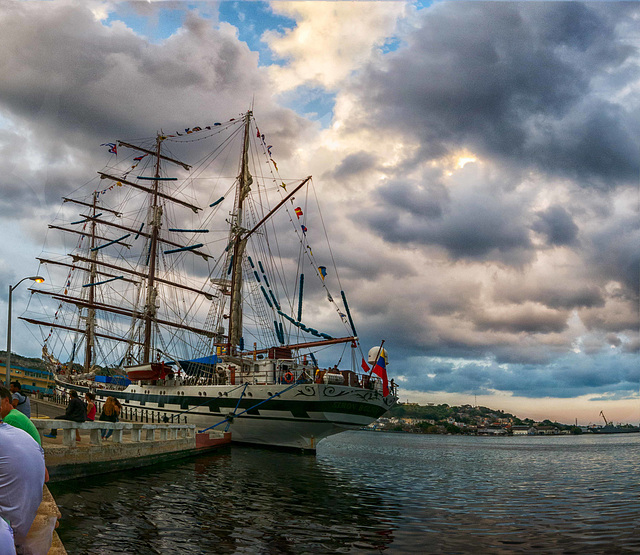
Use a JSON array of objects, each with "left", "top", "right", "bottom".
[{"left": 32, "top": 420, "right": 231, "bottom": 481}]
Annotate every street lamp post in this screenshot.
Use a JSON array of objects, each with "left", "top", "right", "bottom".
[{"left": 5, "top": 276, "right": 45, "bottom": 388}]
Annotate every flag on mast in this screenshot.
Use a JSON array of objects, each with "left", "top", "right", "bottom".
[{"left": 371, "top": 356, "right": 390, "bottom": 396}]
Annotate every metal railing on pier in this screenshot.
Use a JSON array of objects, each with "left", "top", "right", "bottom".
[{"left": 51, "top": 393, "right": 188, "bottom": 424}]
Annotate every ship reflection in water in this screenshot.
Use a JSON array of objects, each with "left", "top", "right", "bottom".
[{"left": 50, "top": 431, "right": 640, "bottom": 554}]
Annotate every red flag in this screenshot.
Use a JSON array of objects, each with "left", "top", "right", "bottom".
[
  {"left": 371, "top": 356, "right": 389, "bottom": 396},
  {"left": 361, "top": 358, "right": 370, "bottom": 373},
  {"left": 294, "top": 207, "right": 303, "bottom": 219}
]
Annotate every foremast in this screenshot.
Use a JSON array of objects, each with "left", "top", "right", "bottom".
[
  {"left": 84, "top": 191, "right": 99, "bottom": 371},
  {"left": 23, "top": 133, "right": 224, "bottom": 372}
]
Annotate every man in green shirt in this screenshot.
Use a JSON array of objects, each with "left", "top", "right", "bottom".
[{"left": 0, "top": 387, "right": 41, "bottom": 446}]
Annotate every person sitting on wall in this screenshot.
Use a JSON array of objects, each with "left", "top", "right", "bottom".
[
  {"left": 0, "top": 422, "right": 46, "bottom": 552},
  {"left": 85, "top": 392, "right": 96, "bottom": 422},
  {"left": 99, "top": 396, "right": 121, "bottom": 440},
  {"left": 9, "top": 382, "right": 30, "bottom": 418},
  {"left": 43, "top": 390, "right": 86, "bottom": 441}
]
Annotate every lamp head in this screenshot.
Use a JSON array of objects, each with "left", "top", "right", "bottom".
[{"left": 28, "top": 276, "right": 45, "bottom": 284}]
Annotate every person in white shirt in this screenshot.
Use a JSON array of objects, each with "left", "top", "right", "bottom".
[
  {"left": 0, "top": 423, "right": 45, "bottom": 551},
  {"left": 0, "top": 517, "right": 16, "bottom": 555}
]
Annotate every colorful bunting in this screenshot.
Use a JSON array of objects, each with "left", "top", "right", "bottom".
[
  {"left": 294, "top": 207, "right": 303, "bottom": 219},
  {"left": 318, "top": 266, "right": 327, "bottom": 281},
  {"left": 164, "top": 120, "right": 232, "bottom": 138}
]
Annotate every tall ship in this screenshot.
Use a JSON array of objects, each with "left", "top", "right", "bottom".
[{"left": 22, "top": 111, "right": 397, "bottom": 450}]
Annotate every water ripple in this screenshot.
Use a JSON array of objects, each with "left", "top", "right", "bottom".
[{"left": 49, "top": 432, "right": 640, "bottom": 553}]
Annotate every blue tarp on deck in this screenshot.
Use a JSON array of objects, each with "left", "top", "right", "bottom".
[
  {"left": 170, "top": 355, "right": 219, "bottom": 376},
  {"left": 95, "top": 375, "right": 131, "bottom": 386}
]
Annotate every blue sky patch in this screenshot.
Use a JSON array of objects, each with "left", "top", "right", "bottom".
[
  {"left": 278, "top": 87, "right": 337, "bottom": 128},
  {"left": 219, "top": 2, "right": 296, "bottom": 66}
]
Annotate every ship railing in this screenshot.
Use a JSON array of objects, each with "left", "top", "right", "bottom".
[{"left": 32, "top": 419, "right": 195, "bottom": 448}]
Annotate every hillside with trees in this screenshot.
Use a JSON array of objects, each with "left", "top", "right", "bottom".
[{"left": 384, "top": 402, "right": 581, "bottom": 435}]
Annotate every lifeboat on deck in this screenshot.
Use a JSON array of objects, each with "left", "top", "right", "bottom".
[{"left": 125, "top": 362, "right": 171, "bottom": 381}]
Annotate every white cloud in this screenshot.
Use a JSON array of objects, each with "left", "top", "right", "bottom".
[{"left": 264, "top": 1, "right": 407, "bottom": 92}]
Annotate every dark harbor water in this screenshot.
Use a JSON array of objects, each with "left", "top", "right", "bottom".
[{"left": 49, "top": 431, "right": 640, "bottom": 554}]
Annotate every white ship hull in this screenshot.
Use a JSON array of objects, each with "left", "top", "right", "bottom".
[{"left": 56, "top": 378, "right": 396, "bottom": 451}]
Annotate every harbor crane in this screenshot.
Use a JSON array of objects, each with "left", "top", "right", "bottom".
[{"left": 600, "top": 411, "right": 610, "bottom": 426}]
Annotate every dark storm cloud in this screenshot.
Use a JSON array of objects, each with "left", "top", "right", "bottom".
[
  {"left": 378, "top": 178, "right": 446, "bottom": 219},
  {"left": 532, "top": 206, "right": 578, "bottom": 246},
  {"left": 328, "top": 151, "right": 377, "bottom": 180},
  {"left": 586, "top": 214, "right": 640, "bottom": 297},
  {"left": 502, "top": 284, "right": 604, "bottom": 311},
  {"left": 364, "top": 175, "right": 533, "bottom": 265},
  {"left": 350, "top": 2, "right": 639, "bottom": 187},
  {"left": 0, "top": 3, "right": 306, "bottom": 217},
  {"left": 405, "top": 350, "right": 639, "bottom": 399},
  {"left": 473, "top": 306, "right": 568, "bottom": 334}
]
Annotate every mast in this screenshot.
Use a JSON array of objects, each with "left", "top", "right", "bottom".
[
  {"left": 29, "top": 132, "right": 205, "bottom": 371},
  {"left": 83, "top": 191, "right": 98, "bottom": 371},
  {"left": 227, "top": 111, "right": 252, "bottom": 355},
  {"left": 142, "top": 134, "right": 164, "bottom": 364}
]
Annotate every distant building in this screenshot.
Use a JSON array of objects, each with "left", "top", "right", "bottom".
[
  {"left": 535, "top": 426, "right": 559, "bottom": 435},
  {"left": 477, "top": 427, "right": 508, "bottom": 435},
  {"left": 0, "top": 363, "right": 54, "bottom": 395},
  {"left": 511, "top": 425, "right": 535, "bottom": 435}
]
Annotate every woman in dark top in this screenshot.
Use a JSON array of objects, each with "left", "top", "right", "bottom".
[{"left": 44, "top": 390, "right": 86, "bottom": 440}]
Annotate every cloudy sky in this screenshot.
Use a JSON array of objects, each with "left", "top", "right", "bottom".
[{"left": 1, "top": 0, "right": 638, "bottom": 425}]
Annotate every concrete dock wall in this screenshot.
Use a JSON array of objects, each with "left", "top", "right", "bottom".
[
  {"left": 33, "top": 420, "right": 230, "bottom": 482},
  {"left": 28, "top": 486, "right": 66, "bottom": 555}
]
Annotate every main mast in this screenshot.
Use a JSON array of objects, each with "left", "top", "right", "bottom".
[
  {"left": 142, "top": 134, "right": 164, "bottom": 364},
  {"left": 227, "top": 111, "right": 253, "bottom": 355}
]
